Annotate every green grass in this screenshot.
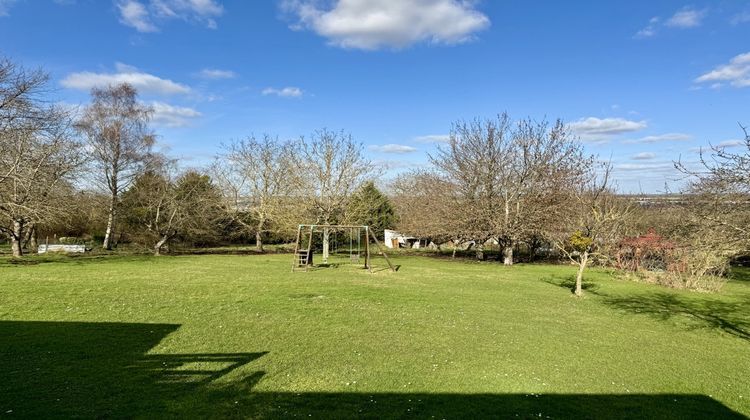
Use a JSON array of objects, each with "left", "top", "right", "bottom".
[{"left": 1, "top": 254, "right": 748, "bottom": 418}]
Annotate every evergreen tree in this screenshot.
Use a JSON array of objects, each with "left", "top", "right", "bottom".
[{"left": 346, "top": 181, "right": 397, "bottom": 239}]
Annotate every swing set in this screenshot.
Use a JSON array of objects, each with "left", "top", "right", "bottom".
[{"left": 291, "top": 224, "right": 396, "bottom": 273}]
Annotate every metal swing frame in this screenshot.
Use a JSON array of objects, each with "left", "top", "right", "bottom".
[{"left": 291, "top": 224, "right": 396, "bottom": 273}]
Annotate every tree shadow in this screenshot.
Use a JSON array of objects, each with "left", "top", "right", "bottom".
[
  {"left": 0, "top": 321, "right": 745, "bottom": 418},
  {"left": 542, "top": 274, "right": 600, "bottom": 293},
  {"left": 601, "top": 292, "right": 750, "bottom": 342},
  {"left": 0, "top": 254, "right": 153, "bottom": 267},
  {"left": 729, "top": 267, "right": 750, "bottom": 283}
]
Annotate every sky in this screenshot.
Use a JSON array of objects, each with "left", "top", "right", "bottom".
[{"left": 1, "top": 0, "right": 749, "bottom": 193}]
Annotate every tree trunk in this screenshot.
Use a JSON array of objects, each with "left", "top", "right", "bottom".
[
  {"left": 452, "top": 241, "right": 457, "bottom": 259},
  {"left": 10, "top": 219, "right": 24, "bottom": 258},
  {"left": 503, "top": 245, "right": 513, "bottom": 266},
  {"left": 103, "top": 193, "right": 117, "bottom": 250},
  {"left": 322, "top": 228, "right": 330, "bottom": 262},
  {"left": 154, "top": 235, "right": 169, "bottom": 256},
  {"left": 575, "top": 251, "right": 589, "bottom": 297},
  {"left": 475, "top": 245, "right": 484, "bottom": 261},
  {"left": 29, "top": 227, "right": 38, "bottom": 252},
  {"left": 255, "top": 218, "right": 264, "bottom": 252},
  {"left": 255, "top": 231, "right": 264, "bottom": 252}
]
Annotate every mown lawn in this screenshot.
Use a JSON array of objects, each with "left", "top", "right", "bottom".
[{"left": 0, "top": 254, "right": 748, "bottom": 418}]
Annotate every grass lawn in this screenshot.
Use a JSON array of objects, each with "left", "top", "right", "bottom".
[{"left": 0, "top": 253, "right": 748, "bottom": 418}]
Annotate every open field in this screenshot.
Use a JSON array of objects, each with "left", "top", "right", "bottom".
[{"left": 1, "top": 254, "right": 748, "bottom": 418}]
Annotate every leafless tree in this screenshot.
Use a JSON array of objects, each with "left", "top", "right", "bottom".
[
  {"left": 667, "top": 124, "right": 750, "bottom": 284},
  {"left": 675, "top": 124, "right": 750, "bottom": 249},
  {"left": 293, "top": 129, "right": 375, "bottom": 261},
  {"left": 553, "top": 162, "right": 633, "bottom": 296},
  {"left": 431, "top": 114, "right": 590, "bottom": 264},
  {"left": 0, "top": 58, "right": 83, "bottom": 257},
  {"left": 213, "top": 135, "right": 298, "bottom": 251},
  {"left": 76, "top": 83, "right": 154, "bottom": 250},
  {"left": 390, "top": 170, "right": 471, "bottom": 256}
]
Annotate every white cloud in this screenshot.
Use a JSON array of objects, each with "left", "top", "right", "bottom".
[
  {"left": 368, "top": 144, "right": 417, "bottom": 154},
  {"left": 61, "top": 63, "right": 190, "bottom": 95},
  {"left": 614, "top": 161, "right": 680, "bottom": 174},
  {"left": 262, "top": 86, "right": 303, "bottom": 98},
  {"left": 118, "top": 0, "right": 158, "bottom": 32},
  {"left": 414, "top": 134, "right": 450, "bottom": 144},
  {"left": 631, "top": 152, "right": 656, "bottom": 160},
  {"left": 567, "top": 117, "right": 647, "bottom": 142},
  {"left": 198, "top": 68, "right": 236, "bottom": 79},
  {"left": 695, "top": 52, "right": 750, "bottom": 88},
  {"left": 116, "top": 0, "right": 223, "bottom": 32},
  {"left": 634, "top": 17, "right": 659, "bottom": 39},
  {"left": 282, "top": 0, "right": 490, "bottom": 50},
  {"left": 0, "top": 0, "right": 17, "bottom": 16},
  {"left": 665, "top": 7, "right": 706, "bottom": 28},
  {"left": 149, "top": 101, "right": 201, "bottom": 127},
  {"left": 623, "top": 133, "right": 692, "bottom": 144},
  {"left": 716, "top": 139, "right": 745, "bottom": 149},
  {"left": 634, "top": 8, "right": 705, "bottom": 39}
]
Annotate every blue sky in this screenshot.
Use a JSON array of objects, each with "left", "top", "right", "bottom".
[{"left": 1, "top": 0, "right": 749, "bottom": 192}]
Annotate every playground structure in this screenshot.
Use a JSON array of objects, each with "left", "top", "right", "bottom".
[{"left": 291, "top": 224, "right": 396, "bottom": 273}]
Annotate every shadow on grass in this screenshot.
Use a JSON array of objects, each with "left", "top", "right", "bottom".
[
  {"left": 0, "top": 253, "right": 156, "bottom": 267},
  {"left": 0, "top": 321, "right": 745, "bottom": 418},
  {"left": 0, "top": 321, "right": 267, "bottom": 417},
  {"left": 602, "top": 293, "right": 750, "bottom": 342},
  {"left": 729, "top": 266, "right": 750, "bottom": 283},
  {"left": 543, "top": 274, "right": 600, "bottom": 294}
]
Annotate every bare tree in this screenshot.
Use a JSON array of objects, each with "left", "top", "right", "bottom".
[
  {"left": 0, "top": 58, "right": 83, "bottom": 257},
  {"left": 294, "top": 129, "right": 375, "bottom": 262},
  {"left": 553, "top": 163, "right": 633, "bottom": 296},
  {"left": 76, "top": 83, "right": 154, "bottom": 250},
  {"left": 431, "top": 114, "right": 590, "bottom": 264},
  {"left": 675, "top": 124, "right": 750, "bottom": 248},
  {"left": 390, "top": 170, "right": 470, "bottom": 256},
  {"left": 213, "top": 135, "right": 298, "bottom": 251}
]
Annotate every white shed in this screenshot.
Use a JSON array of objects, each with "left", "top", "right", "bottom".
[{"left": 384, "top": 229, "right": 426, "bottom": 249}]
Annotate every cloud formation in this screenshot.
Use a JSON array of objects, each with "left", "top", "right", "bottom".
[
  {"left": 282, "top": 0, "right": 490, "bottom": 50},
  {"left": 61, "top": 63, "right": 190, "bottom": 95},
  {"left": 631, "top": 152, "right": 656, "bottom": 160},
  {"left": 368, "top": 144, "right": 417, "bottom": 154},
  {"left": 695, "top": 52, "right": 750, "bottom": 88},
  {"left": 634, "top": 7, "right": 705, "bottom": 38},
  {"left": 262, "top": 86, "right": 303, "bottom": 97},
  {"left": 634, "top": 17, "right": 659, "bottom": 39},
  {"left": 715, "top": 139, "right": 744, "bottom": 149},
  {"left": 414, "top": 134, "right": 450, "bottom": 144},
  {"left": 116, "top": 0, "right": 223, "bottom": 32},
  {"left": 567, "top": 117, "right": 647, "bottom": 143},
  {"left": 665, "top": 7, "right": 706, "bottom": 28},
  {"left": 623, "top": 133, "right": 692, "bottom": 144},
  {"left": 0, "top": 0, "right": 17, "bottom": 17},
  {"left": 198, "top": 68, "right": 236, "bottom": 79},
  {"left": 118, "top": 0, "right": 157, "bottom": 31},
  {"left": 150, "top": 101, "right": 201, "bottom": 127}
]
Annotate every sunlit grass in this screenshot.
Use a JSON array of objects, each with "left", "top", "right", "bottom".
[{"left": 1, "top": 254, "right": 748, "bottom": 418}]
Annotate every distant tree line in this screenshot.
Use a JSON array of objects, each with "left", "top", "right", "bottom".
[
  {"left": 0, "top": 58, "right": 393, "bottom": 258},
  {"left": 2, "top": 56, "right": 748, "bottom": 295}
]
